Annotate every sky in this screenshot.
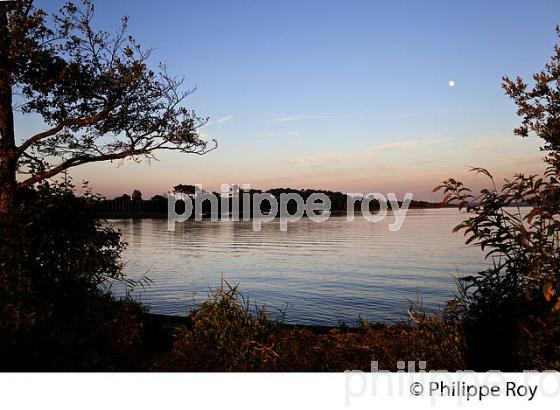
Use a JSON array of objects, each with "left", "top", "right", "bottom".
[{"left": 16, "top": 0, "right": 560, "bottom": 200}]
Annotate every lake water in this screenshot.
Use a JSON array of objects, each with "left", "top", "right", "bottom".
[{"left": 109, "top": 209, "right": 488, "bottom": 326}]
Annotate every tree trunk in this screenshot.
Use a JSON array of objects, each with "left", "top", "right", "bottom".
[
  {"left": 0, "top": 154, "right": 16, "bottom": 214},
  {"left": 0, "top": 3, "right": 16, "bottom": 214}
]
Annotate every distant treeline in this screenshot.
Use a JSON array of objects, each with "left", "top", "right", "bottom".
[{"left": 95, "top": 185, "right": 454, "bottom": 218}]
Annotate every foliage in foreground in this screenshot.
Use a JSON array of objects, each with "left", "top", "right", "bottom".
[
  {"left": 151, "top": 284, "right": 464, "bottom": 372},
  {"left": 437, "top": 167, "right": 560, "bottom": 370},
  {"left": 0, "top": 181, "right": 148, "bottom": 370}
]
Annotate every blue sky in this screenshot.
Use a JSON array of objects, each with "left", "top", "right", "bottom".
[{"left": 23, "top": 0, "right": 560, "bottom": 200}]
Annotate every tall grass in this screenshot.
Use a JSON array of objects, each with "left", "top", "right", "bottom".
[{"left": 150, "top": 282, "right": 464, "bottom": 371}]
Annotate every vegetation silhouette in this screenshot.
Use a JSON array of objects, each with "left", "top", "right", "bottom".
[
  {"left": 0, "top": 180, "right": 151, "bottom": 370},
  {"left": 97, "top": 186, "right": 452, "bottom": 218}
]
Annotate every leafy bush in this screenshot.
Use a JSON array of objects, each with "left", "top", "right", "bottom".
[
  {"left": 0, "top": 180, "right": 147, "bottom": 370},
  {"left": 437, "top": 168, "right": 560, "bottom": 370}
]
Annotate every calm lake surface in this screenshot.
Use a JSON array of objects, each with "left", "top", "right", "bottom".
[{"left": 109, "top": 209, "right": 488, "bottom": 326}]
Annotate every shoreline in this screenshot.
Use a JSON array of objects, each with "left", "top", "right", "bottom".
[
  {"left": 147, "top": 312, "right": 386, "bottom": 335},
  {"left": 98, "top": 206, "right": 458, "bottom": 220}
]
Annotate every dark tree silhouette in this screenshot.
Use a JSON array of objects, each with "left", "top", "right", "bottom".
[
  {"left": 0, "top": 0, "right": 216, "bottom": 212},
  {"left": 502, "top": 27, "right": 560, "bottom": 170},
  {"left": 131, "top": 189, "right": 142, "bottom": 201},
  {"left": 114, "top": 193, "right": 130, "bottom": 201},
  {"left": 173, "top": 184, "right": 198, "bottom": 195}
]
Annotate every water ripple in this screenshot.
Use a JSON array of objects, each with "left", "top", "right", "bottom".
[{"left": 109, "top": 209, "right": 488, "bottom": 326}]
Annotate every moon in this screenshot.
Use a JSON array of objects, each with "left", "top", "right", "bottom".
[{"left": 448, "top": 80, "right": 455, "bottom": 87}]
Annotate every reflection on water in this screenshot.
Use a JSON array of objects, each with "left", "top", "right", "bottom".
[{"left": 109, "top": 209, "right": 488, "bottom": 326}]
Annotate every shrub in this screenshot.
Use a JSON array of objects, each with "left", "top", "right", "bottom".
[
  {"left": 0, "top": 180, "right": 147, "bottom": 370},
  {"left": 152, "top": 282, "right": 284, "bottom": 371},
  {"left": 437, "top": 168, "right": 560, "bottom": 370}
]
